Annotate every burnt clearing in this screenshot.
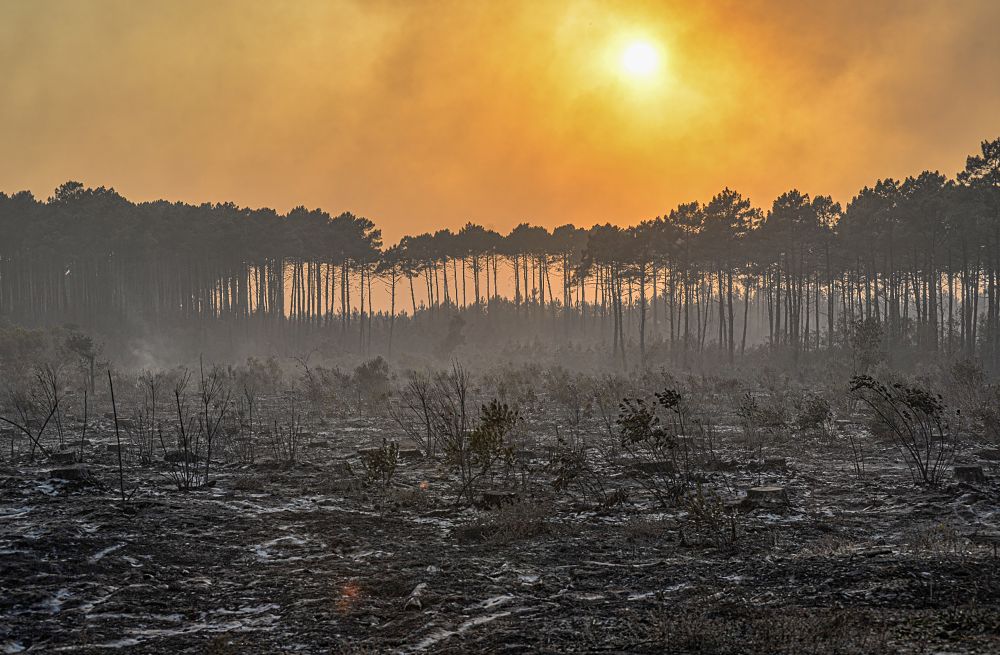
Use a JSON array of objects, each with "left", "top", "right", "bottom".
[{"left": 2, "top": 402, "right": 1000, "bottom": 655}]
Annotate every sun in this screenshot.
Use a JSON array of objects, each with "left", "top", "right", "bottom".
[{"left": 621, "top": 40, "right": 660, "bottom": 78}]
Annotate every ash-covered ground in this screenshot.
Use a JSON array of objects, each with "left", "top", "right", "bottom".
[{"left": 2, "top": 380, "right": 1000, "bottom": 654}]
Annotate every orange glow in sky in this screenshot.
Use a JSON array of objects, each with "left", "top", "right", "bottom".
[{"left": 1, "top": 0, "right": 999, "bottom": 242}]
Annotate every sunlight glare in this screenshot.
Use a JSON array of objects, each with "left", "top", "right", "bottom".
[{"left": 621, "top": 40, "right": 660, "bottom": 78}]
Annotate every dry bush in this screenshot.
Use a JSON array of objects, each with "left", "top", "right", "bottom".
[
  {"left": 481, "top": 363, "right": 541, "bottom": 411},
  {"left": 680, "top": 485, "right": 741, "bottom": 550},
  {"left": 358, "top": 438, "right": 398, "bottom": 489},
  {"left": 543, "top": 367, "right": 595, "bottom": 445},
  {"left": 549, "top": 430, "right": 623, "bottom": 508},
  {"left": 390, "top": 370, "right": 440, "bottom": 457},
  {"left": 851, "top": 374, "right": 957, "bottom": 484},
  {"left": 621, "top": 514, "right": 671, "bottom": 541},
  {"left": 352, "top": 356, "right": 391, "bottom": 416},
  {"left": 647, "top": 605, "right": 889, "bottom": 654},
  {"left": 231, "top": 472, "right": 267, "bottom": 492},
  {"left": 901, "top": 522, "right": 963, "bottom": 555},
  {"left": 794, "top": 392, "right": 832, "bottom": 431},
  {"left": 616, "top": 389, "right": 693, "bottom": 506},
  {"left": 459, "top": 499, "right": 555, "bottom": 545}
]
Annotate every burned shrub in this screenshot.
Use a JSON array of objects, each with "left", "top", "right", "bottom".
[
  {"left": 456, "top": 500, "right": 554, "bottom": 545},
  {"left": 544, "top": 367, "right": 594, "bottom": 445},
  {"left": 123, "top": 370, "right": 166, "bottom": 466},
  {"left": 549, "top": 430, "right": 622, "bottom": 508},
  {"left": 267, "top": 406, "right": 302, "bottom": 466},
  {"left": 680, "top": 485, "right": 740, "bottom": 550},
  {"left": 296, "top": 360, "right": 351, "bottom": 415},
  {"left": 359, "top": 438, "right": 398, "bottom": 489},
  {"left": 352, "top": 357, "right": 391, "bottom": 416},
  {"left": 617, "top": 390, "right": 688, "bottom": 506},
  {"left": 482, "top": 364, "right": 539, "bottom": 411},
  {"left": 850, "top": 375, "right": 957, "bottom": 484},
  {"left": 390, "top": 370, "right": 440, "bottom": 458},
  {"left": 462, "top": 399, "right": 518, "bottom": 497},
  {"left": 946, "top": 359, "right": 1000, "bottom": 443},
  {"left": 794, "top": 393, "right": 831, "bottom": 431},
  {"left": 849, "top": 316, "right": 884, "bottom": 374}
]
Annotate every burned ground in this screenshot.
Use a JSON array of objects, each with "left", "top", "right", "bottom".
[{"left": 3, "top": 394, "right": 1000, "bottom": 654}]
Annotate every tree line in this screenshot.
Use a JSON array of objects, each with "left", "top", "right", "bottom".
[{"left": 1, "top": 138, "right": 998, "bottom": 367}]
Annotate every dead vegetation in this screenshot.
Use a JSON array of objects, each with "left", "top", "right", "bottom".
[{"left": 2, "top": 355, "right": 1000, "bottom": 653}]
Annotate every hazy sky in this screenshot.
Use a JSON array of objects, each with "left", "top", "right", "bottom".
[{"left": 2, "top": 0, "right": 999, "bottom": 242}]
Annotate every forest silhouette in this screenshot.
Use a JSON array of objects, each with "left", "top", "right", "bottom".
[{"left": 1, "top": 138, "right": 998, "bottom": 368}]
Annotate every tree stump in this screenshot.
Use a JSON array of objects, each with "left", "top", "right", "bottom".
[
  {"left": 630, "top": 460, "right": 675, "bottom": 475},
  {"left": 954, "top": 465, "right": 987, "bottom": 484},
  {"left": 480, "top": 491, "right": 518, "bottom": 509},
  {"left": 969, "top": 531, "right": 1000, "bottom": 557},
  {"left": 328, "top": 460, "right": 353, "bottom": 477},
  {"left": 747, "top": 486, "right": 788, "bottom": 506},
  {"left": 327, "top": 477, "right": 361, "bottom": 493},
  {"left": 164, "top": 449, "right": 198, "bottom": 463},
  {"left": 49, "top": 465, "right": 90, "bottom": 481},
  {"left": 50, "top": 451, "right": 77, "bottom": 465},
  {"left": 398, "top": 448, "right": 423, "bottom": 461}
]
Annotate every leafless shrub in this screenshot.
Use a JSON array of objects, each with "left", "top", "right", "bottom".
[
  {"left": 231, "top": 472, "right": 267, "bottom": 492},
  {"left": 549, "top": 430, "right": 622, "bottom": 508},
  {"left": 851, "top": 375, "right": 957, "bottom": 484},
  {"left": 901, "top": 522, "right": 963, "bottom": 555},
  {"left": 481, "top": 364, "right": 539, "bottom": 411},
  {"left": 390, "top": 371, "right": 439, "bottom": 457},
  {"left": 294, "top": 351, "right": 350, "bottom": 415},
  {"left": 124, "top": 370, "right": 165, "bottom": 466},
  {"left": 34, "top": 364, "right": 68, "bottom": 450},
  {"left": 459, "top": 500, "right": 554, "bottom": 545},
  {"left": 845, "top": 426, "right": 866, "bottom": 480},
  {"left": 544, "top": 368, "right": 594, "bottom": 446},
  {"left": 947, "top": 359, "right": 1000, "bottom": 443},
  {"left": 225, "top": 384, "right": 259, "bottom": 465},
  {"left": 621, "top": 514, "right": 671, "bottom": 541},
  {"left": 680, "top": 484, "right": 740, "bottom": 550},
  {"left": 160, "top": 370, "right": 201, "bottom": 491},
  {"left": 196, "top": 360, "right": 231, "bottom": 486},
  {"left": 268, "top": 405, "right": 302, "bottom": 466},
  {"left": 1, "top": 379, "right": 57, "bottom": 459},
  {"left": 426, "top": 363, "right": 473, "bottom": 496}
]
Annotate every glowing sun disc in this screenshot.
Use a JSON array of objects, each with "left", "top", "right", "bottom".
[{"left": 621, "top": 41, "right": 660, "bottom": 77}]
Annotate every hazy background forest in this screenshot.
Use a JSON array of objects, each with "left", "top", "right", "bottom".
[{"left": 1, "top": 138, "right": 998, "bottom": 377}]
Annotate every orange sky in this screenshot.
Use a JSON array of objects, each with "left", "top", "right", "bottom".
[{"left": 2, "top": 0, "right": 999, "bottom": 243}]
